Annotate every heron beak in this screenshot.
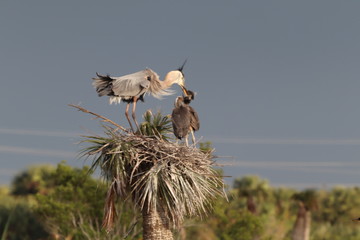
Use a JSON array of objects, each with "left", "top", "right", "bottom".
[
  {"left": 353, "top": 219, "right": 360, "bottom": 222},
  {"left": 180, "top": 85, "right": 188, "bottom": 96}
]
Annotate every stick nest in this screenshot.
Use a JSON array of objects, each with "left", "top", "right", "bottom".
[{"left": 112, "top": 132, "right": 214, "bottom": 172}]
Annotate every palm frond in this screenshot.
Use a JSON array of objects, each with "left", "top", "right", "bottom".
[
  {"left": 1, "top": 207, "right": 14, "bottom": 240},
  {"left": 102, "top": 183, "right": 118, "bottom": 232},
  {"left": 137, "top": 110, "right": 172, "bottom": 141}
]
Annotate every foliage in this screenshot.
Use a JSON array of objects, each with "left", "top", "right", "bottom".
[
  {"left": 316, "top": 187, "right": 360, "bottom": 225},
  {"left": 11, "top": 165, "right": 54, "bottom": 196},
  {"left": 0, "top": 163, "right": 142, "bottom": 240},
  {"left": 208, "top": 195, "right": 264, "bottom": 240},
  {"left": 0, "top": 167, "right": 52, "bottom": 240},
  {"left": 292, "top": 189, "right": 318, "bottom": 211},
  {"left": 137, "top": 110, "right": 173, "bottom": 141},
  {"left": 35, "top": 162, "right": 104, "bottom": 238},
  {"left": 1, "top": 207, "right": 13, "bottom": 240},
  {"left": 233, "top": 175, "right": 270, "bottom": 215},
  {"left": 0, "top": 200, "right": 49, "bottom": 240},
  {"left": 234, "top": 175, "right": 270, "bottom": 199},
  {"left": 34, "top": 162, "right": 141, "bottom": 239},
  {"left": 199, "top": 141, "right": 213, "bottom": 154},
  {"left": 3, "top": 166, "right": 360, "bottom": 239}
]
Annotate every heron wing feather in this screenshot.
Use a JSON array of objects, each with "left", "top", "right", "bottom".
[
  {"left": 171, "top": 107, "right": 190, "bottom": 139},
  {"left": 93, "top": 68, "right": 174, "bottom": 103},
  {"left": 111, "top": 69, "right": 153, "bottom": 98},
  {"left": 189, "top": 106, "right": 200, "bottom": 131}
]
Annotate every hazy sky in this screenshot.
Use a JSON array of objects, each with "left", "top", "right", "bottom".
[{"left": 1, "top": 1, "right": 360, "bottom": 189}]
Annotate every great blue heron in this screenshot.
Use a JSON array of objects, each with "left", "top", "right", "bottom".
[
  {"left": 183, "top": 90, "right": 200, "bottom": 144},
  {"left": 92, "top": 61, "right": 188, "bottom": 132},
  {"left": 171, "top": 91, "right": 200, "bottom": 146}
]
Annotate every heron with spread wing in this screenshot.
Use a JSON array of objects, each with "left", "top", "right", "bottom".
[{"left": 92, "top": 61, "right": 188, "bottom": 132}]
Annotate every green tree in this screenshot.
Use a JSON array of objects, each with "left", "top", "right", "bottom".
[
  {"left": 210, "top": 194, "right": 263, "bottom": 240},
  {"left": 11, "top": 165, "right": 54, "bottom": 196},
  {"left": 0, "top": 203, "right": 49, "bottom": 240},
  {"left": 320, "top": 187, "right": 360, "bottom": 225},
  {"left": 233, "top": 176, "right": 270, "bottom": 215},
  {"left": 36, "top": 162, "right": 104, "bottom": 239},
  {"left": 35, "top": 162, "right": 141, "bottom": 240},
  {"left": 265, "top": 187, "right": 296, "bottom": 239},
  {"left": 0, "top": 171, "right": 50, "bottom": 240},
  {"left": 272, "top": 187, "right": 295, "bottom": 217}
]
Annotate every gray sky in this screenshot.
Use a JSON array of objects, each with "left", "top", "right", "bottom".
[{"left": 1, "top": 1, "right": 360, "bottom": 189}]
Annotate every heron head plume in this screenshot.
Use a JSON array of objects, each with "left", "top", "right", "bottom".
[
  {"left": 178, "top": 59, "right": 189, "bottom": 95},
  {"left": 177, "top": 59, "right": 188, "bottom": 74}
]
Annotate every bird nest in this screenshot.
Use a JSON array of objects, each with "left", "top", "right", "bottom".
[
  {"left": 102, "top": 132, "right": 215, "bottom": 171},
  {"left": 70, "top": 104, "right": 226, "bottom": 231}
]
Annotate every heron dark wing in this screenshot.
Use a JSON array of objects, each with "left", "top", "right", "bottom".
[
  {"left": 189, "top": 106, "right": 200, "bottom": 131},
  {"left": 92, "top": 73, "right": 115, "bottom": 97},
  {"left": 171, "top": 107, "right": 191, "bottom": 139}
]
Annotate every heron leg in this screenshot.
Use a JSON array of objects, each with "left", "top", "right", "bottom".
[
  {"left": 132, "top": 97, "right": 141, "bottom": 133},
  {"left": 125, "top": 103, "right": 135, "bottom": 132},
  {"left": 185, "top": 134, "right": 189, "bottom": 147},
  {"left": 190, "top": 129, "right": 196, "bottom": 144}
]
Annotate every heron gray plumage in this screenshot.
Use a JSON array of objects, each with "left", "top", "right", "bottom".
[
  {"left": 172, "top": 96, "right": 191, "bottom": 146},
  {"left": 184, "top": 90, "right": 200, "bottom": 144},
  {"left": 171, "top": 91, "right": 200, "bottom": 146},
  {"left": 92, "top": 62, "right": 188, "bottom": 132}
]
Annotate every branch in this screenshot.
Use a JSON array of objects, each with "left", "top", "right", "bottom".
[{"left": 68, "top": 104, "right": 130, "bottom": 134}]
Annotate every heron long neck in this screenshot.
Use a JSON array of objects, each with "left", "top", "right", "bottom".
[
  {"left": 161, "top": 76, "right": 178, "bottom": 89},
  {"left": 147, "top": 71, "right": 177, "bottom": 99}
]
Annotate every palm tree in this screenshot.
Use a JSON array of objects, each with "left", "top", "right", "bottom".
[
  {"left": 74, "top": 106, "right": 225, "bottom": 240},
  {"left": 233, "top": 176, "right": 269, "bottom": 214},
  {"left": 291, "top": 189, "right": 318, "bottom": 240},
  {"left": 11, "top": 165, "right": 54, "bottom": 196}
]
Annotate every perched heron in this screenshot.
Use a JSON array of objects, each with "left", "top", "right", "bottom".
[
  {"left": 92, "top": 61, "right": 188, "bottom": 132},
  {"left": 183, "top": 90, "right": 200, "bottom": 144},
  {"left": 172, "top": 96, "right": 191, "bottom": 145},
  {"left": 171, "top": 91, "right": 200, "bottom": 146}
]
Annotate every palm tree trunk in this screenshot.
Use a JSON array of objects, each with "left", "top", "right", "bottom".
[
  {"left": 247, "top": 195, "right": 257, "bottom": 214},
  {"left": 142, "top": 206, "right": 173, "bottom": 240},
  {"left": 304, "top": 211, "right": 311, "bottom": 240},
  {"left": 291, "top": 202, "right": 311, "bottom": 240}
]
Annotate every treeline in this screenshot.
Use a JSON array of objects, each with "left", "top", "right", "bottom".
[{"left": 1, "top": 162, "right": 360, "bottom": 240}]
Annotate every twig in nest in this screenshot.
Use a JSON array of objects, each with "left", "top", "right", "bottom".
[{"left": 69, "top": 104, "right": 130, "bottom": 134}]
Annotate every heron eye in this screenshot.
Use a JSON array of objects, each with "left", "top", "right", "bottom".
[{"left": 147, "top": 76, "right": 151, "bottom": 81}]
